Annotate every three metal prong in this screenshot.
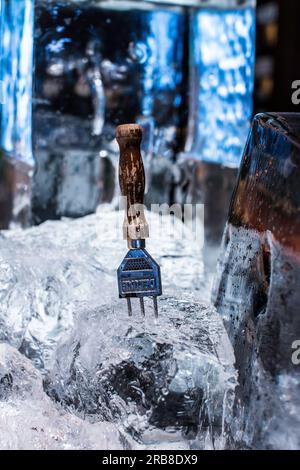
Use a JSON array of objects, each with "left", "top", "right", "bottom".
[
  {"left": 127, "top": 298, "right": 132, "bottom": 317},
  {"left": 153, "top": 296, "right": 158, "bottom": 318},
  {"left": 140, "top": 297, "right": 145, "bottom": 317},
  {"left": 125, "top": 297, "right": 159, "bottom": 318}
]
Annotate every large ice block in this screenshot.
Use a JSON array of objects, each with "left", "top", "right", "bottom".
[
  {"left": 212, "top": 113, "right": 300, "bottom": 449},
  {"left": 46, "top": 298, "right": 236, "bottom": 447},
  {"left": 0, "top": 0, "right": 34, "bottom": 228},
  {"left": 0, "top": 206, "right": 237, "bottom": 449},
  {"left": 0, "top": 0, "right": 34, "bottom": 165},
  {"left": 31, "top": 0, "right": 185, "bottom": 222},
  {"left": 186, "top": 1, "right": 256, "bottom": 167},
  {"left": 176, "top": 0, "right": 256, "bottom": 250}
]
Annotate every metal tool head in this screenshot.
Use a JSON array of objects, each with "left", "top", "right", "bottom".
[{"left": 117, "top": 247, "right": 162, "bottom": 317}]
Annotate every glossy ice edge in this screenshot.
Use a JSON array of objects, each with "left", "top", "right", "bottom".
[{"left": 37, "top": 0, "right": 256, "bottom": 11}]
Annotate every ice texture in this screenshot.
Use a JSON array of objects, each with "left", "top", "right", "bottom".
[
  {"left": 213, "top": 225, "right": 300, "bottom": 449},
  {"left": 211, "top": 112, "right": 300, "bottom": 449},
  {"left": 0, "top": 0, "right": 34, "bottom": 164},
  {"left": 31, "top": 1, "right": 185, "bottom": 221},
  {"left": 46, "top": 297, "right": 236, "bottom": 448},
  {"left": 0, "top": 343, "right": 124, "bottom": 450},
  {"left": 0, "top": 207, "right": 208, "bottom": 369},
  {"left": 186, "top": 6, "right": 255, "bottom": 167},
  {"left": 0, "top": 207, "right": 236, "bottom": 449}
]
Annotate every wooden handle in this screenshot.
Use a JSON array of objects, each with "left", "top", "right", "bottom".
[{"left": 116, "top": 124, "right": 149, "bottom": 243}]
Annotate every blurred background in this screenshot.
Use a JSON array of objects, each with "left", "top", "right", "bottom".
[{"left": 0, "top": 0, "right": 299, "bottom": 246}]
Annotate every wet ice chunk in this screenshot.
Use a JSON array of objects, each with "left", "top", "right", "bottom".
[
  {"left": 46, "top": 296, "right": 236, "bottom": 447},
  {"left": 0, "top": 343, "right": 123, "bottom": 450}
]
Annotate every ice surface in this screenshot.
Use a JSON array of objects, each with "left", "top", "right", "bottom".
[
  {"left": 46, "top": 297, "right": 236, "bottom": 448},
  {"left": 211, "top": 112, "right": 300, "bottom": 449},
  {"left": 0, "top": 343, "right": 123, "bottom": 450},
  {"left": 186, "top": 6, "right": 255, "bottom": 167},
  {"left": 213, "top": 225, "right": 300, "bottom": 449},
  {"left": 0, "top": 0, "right": 34, "bottom": 164},
  {"left": 0, "top": 207, "right": 208, "bottom": 369},
  {"left": 0, "top": 207, "right": 236, "bottom": 449}
]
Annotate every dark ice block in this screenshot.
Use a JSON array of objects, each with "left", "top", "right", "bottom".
[
  {"left": 213, "top": 113, "right": 300, "bottom": 449},
  {"left": 228, "top": 112, "right": 300, "bottom": 252}
]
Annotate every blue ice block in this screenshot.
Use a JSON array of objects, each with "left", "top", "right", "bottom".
[
  {"left": 0, "top": 0, "right": 34, "bottom": 165},
  {"left": 186, "top": 5, "right": 256, "bottom": 167}
]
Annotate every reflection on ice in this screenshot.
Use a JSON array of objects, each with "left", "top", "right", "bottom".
[
  {"left": 187, "top": 6, "right": 255, "bottom": 166},
  {"left": 0, "top": 207, "right": 236, "bottom": 449}
]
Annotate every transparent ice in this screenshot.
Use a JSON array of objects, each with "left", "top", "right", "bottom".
[
  {"left": 46, "top": 297, "right": 236, "bottom": 448},
  {"left": 0, "top": 0, "right": 34, "bottom": 165},
  {"left": 0, "top": 207, "right": 236, "bottom": 449},
  {"left": 0, "top": 343, "right": 124, "bottom": 450},
  {"left": 186, "top": 5, "right": 256, "bottom": 167},
  {"left": 213, "top": 225, "right": 300, "bottom": 449},
  {"left": 31, "top": 0, "right": 185, "bottom": 220}
]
